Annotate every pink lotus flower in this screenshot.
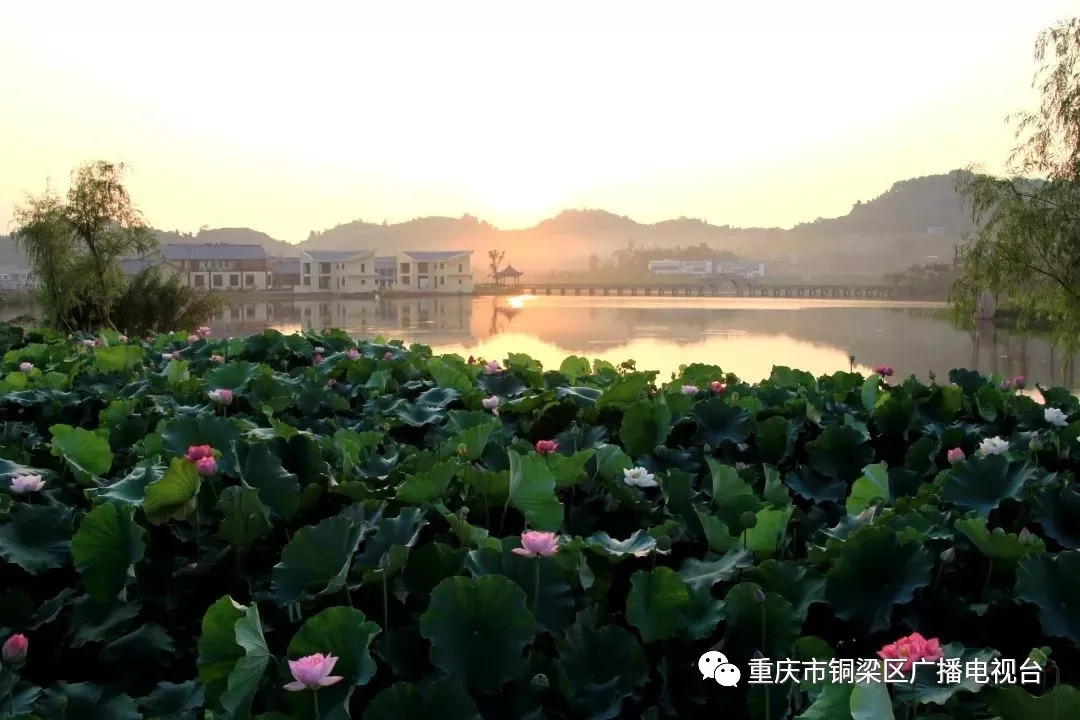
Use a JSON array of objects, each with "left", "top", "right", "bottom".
[
  {"left": 878, "top": 632, "right": 943, "bottom": 673},
  {"left": 535, "top": 439, "right": 558, "bottom": 455},
  {"left": 117, "top": 334, "right": 128, "bottom": 342},
  {"left": 327, "top": 378, "right": 337, "bottom": 387},
  {"left": 210, "top": 354, "right": 225, "bottom": 363},
  {"left": 2, "top": 633, "right": 28, "bottom": 664},
  {"left": 9, "top": 474, "right": 44, "bottom": 493},
  {"left": 315, "top": 346, "right": 325, "bottom": 354},
  {"left": 484, "top": 359, "right": 502, "bottom": 374},
  {"left": 1001, "top": 379, "right": 1012, "bottom": 390},
  {"left": 196, "top": 456, "right": 217, "bottom": 476},
  {"left": 209, "top": 388, "right": 233, "bottom": 405},
  {"left": 946, "top": 447, "right": 965, "bottom": 465},
  {"left": 710, "top": 380, "right": 725, "bottom": 393},
  {"left": 512, "top": 530, "right": 560, "bottom": 557},
  {"left": 197, "top": 326, "right": 212, "bottom": 337},
  {"left": 874, "top": 364, "right": 894, "bottom": 377},
  {"left": 186, "top": 445, "right": 213, "bottom": 462},
  {"left": 82, "top": 339, "right": 98, "bottom": 348},
  {"left": 283, "top": 653, "right": 344, "bottom": 692},
  {"left": 482, "top": 396, "right": 500, "bottom": 410},
  {"left": 384, "top": 351, "right": 393, "bottom": 360},
  {"left": 187, "top": 334, "right": 199, "bottom": 343},
  {"left": 680, "top": 384, "right": 699, "bottom": 396},
  {"left": 313, "top": 354, "right": 324, "bottom": 366},
  {"left": 347, "top": 348, "right": 360, "bottom": 360},
  {"left": 1014, "top": 375, "right": 1026, "bottom": 389},
  {"left": 19, "top": 362, "right": 33, "bottom": 372}
]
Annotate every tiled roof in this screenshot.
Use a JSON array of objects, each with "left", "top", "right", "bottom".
[
  {"left": 402, "top": 250, "right": 471, "bottom": 261},
  {"left": 302, "top": 250, "right": 374, "bottom": 261},
  {"left": 271, "top": 258, "right": 302, "bottom": 273},
  {"left": 119, "top": 259, "right": 177, "bottom": 275},
  {"left": 163, "top": 243, "right": 269, "bottom": 260}
]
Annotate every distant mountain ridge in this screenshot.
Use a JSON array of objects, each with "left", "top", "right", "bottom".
[{"left": 0, "top": 171, "right": 976, "bottom": 275}]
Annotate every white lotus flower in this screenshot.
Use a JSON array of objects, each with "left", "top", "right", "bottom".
[
  {"left": 623, "top": 466, "right": 658, "bottom": 488},
  {"left": 681, "top": 385, "right": 699, "bottom": 396},
  {"left": 1044, "top": 407, "right": 1069, "bottom": 428},
  {"left": 978, "top": 436, "right": 1010, "bottom": 456}
]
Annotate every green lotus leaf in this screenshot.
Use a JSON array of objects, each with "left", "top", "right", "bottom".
[
  {"left": 846, "top": 462, "right": 890, "bottom": 515},
  {"left": 394, "top": 402, "right": 446, "bottom": 427},
  {"left": 236, "top": 440, "right": 301, "bottom": 519},
  {"left": 137, "top": 680, "right": 206, "bottom": 719},
  {"left": 695, "top": 509, "right": 741, "bottom": 553},
  {"left": 72, "top": 503, "right": 145, "bottom": 602},
  {"left": 596, "top": 372, "right": 654, "bottom": 409},
  {"left": 160, "top": 415, "right": 242, "bottom": 471},
  {"left": 745, "top": 506, "right": 794, "bottom": 557},
  {"left": 100, "top": 623, "right": 175, "bottom": 666},
  {"left": 41, "top": 681, "right": 141, "bottom": 720},
  {"left": 287, "top": 606, "right": 381, "bottom": 716},
  {"left": 50, "top": 423, "right": 113, "bottom": 484},
  {"left": 396, "top": 460, "right": 457, "bottom": 504},
  {"left": 692, "top": 397, "right": 752, "bottom": 446},
  {"left": 143, "top": 457, "right": 201, "bottom": 525},
  {"left": 983, "top": 684, "right": 1080, "bottom": 720},
  {"left": 507, "top": 448, "right": 563, "bottom": 531},
  {"left": 217, "top": 486, "right": 273, "bottom": 547},
  {"left": 0, "top": 502, "right": 74, "bottom": 574},
  {"left": 850, "top": 682, "right": 895, "bottom": 720},
  {"left": 593, "top": 443, "right": 633, "bottom": 483},
  {"left": 940, "top": 455, "right": 1039, "bottom": 517},
  {"left": 956, "top": 515, "right": 1045, "bottom": 567},
  {"left": 355, "top": 507, "right": 427, "bottom": 579},
  {"left": 196, "top": 597, "right": 245, "bottom": 706},
  {"left": 860, "top": 374, "right": 880, "bottom": 412},
  {"left": 808, "top": 425, "right": 874, "bottom": 483},
  {"left": 418, "top": 575, "right": 539, "bottom": 692},
  {"left": 557, "top": 607, "right": 649, "bottom": 719},
  {"left": 466, "top": 543, "right": 574, "bottom": 632},
  {"left": 795, "top": 683, "right": 852, "bottom": 720},
  {"left": 476, "top": 372, "right": 528, "bottom": 398},
  {"left": 441, "top": 420, "right": 498, "bottom": 461},
  {"left": 558, "top": 355, "right": 592, "bottom": 380},
  {"left": 403, "top": 542, "right": 466, "bottom": 597},
  {"left": 825, "top": 524, "right": 934, "bottom": 632},
  {"left": 93, "top": 344, "right": 144, "bottom": 374},
  {"left": 272, "top": 516, "right": 363, "bottom": 605},
  {"left": 755, "top": 415, "right": 798, "bottom": 464},
  {"left": 93, "top": 461, "right": 165, "bottom": 507},
  {"left": 721, "top": 582, "right": 802, "bottom": 660},
  {"left": 678, "top": 549, "right": 755, "bottom": 591},
  {"left": 583, "top": 529, "right": 658, "bottom": 560},
  {"left": 362, "top": 680, "right": 481, "bottom": 720},
  {"left": 1014, "top": 550, "right": 1080, "bottom": 643},
  {"left": 751, "top": 560, "right": 827, "bottom": 621},
  {"left": 625, "top": 567, "right": 691, "bottom": 643},
  {"left": 546, "top": 449, "right": 595, "bottom": 489},
  {"left": 220, "top": 603, "right": 271, "bottom": 720},
  {"left": 203, "top": 360, "right": 259, "bottom": 391},
  {"left": 555, "top": 385, "right": 602, "bottom": 407},
  {"left": 1032, "top": 483, "right": 1080, "bottom": 550},
  {"left": 620, "top": 398, "right": 672, "bottom": 457}
]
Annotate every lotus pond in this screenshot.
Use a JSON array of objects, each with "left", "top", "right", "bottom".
[{"left": 0, "top": 323, "right": 1079, "bottom": 720}]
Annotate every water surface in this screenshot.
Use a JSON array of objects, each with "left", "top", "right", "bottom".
[{"left": 189, "top": 295, "right": 1080, "bottom": 388}]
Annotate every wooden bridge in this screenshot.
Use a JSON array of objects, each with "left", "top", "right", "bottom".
[{"left": 517, "top": 281, "right": 900, "bottom": 299}]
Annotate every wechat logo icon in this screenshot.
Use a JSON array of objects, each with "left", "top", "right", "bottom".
[{"left": 698, "top": 650, "right": 741, "bottom": 687}]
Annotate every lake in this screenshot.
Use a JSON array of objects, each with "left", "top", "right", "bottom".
[
  {"left": 3, "top": 294, "right": 1076, "bottom": 387},
  {"left": 190, "top": 295, "right": 1080, "bottom": 388}
]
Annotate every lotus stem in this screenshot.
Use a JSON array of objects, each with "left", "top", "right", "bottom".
[
  {"left": 499, "top": 498, "right": 510, "bottom": 534},
  {"left": 382, "top": 574, "right": 389, "bottom": 632},
  {"left": 533, "top": 557, "right": 541, "bottom": 616},
  {"left": 312, "top": 688, "right": 320, "bottom": 719}
]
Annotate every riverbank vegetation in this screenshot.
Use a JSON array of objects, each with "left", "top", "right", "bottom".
[
  {"left": 952, "top": 18, "right": 1080, "bottom": 347},
  {"left": 12, "top": 161, "right": 223, "bottom": 335},
  {"left": 1, "top": 323, "right": 1077, "bottom": 719}
]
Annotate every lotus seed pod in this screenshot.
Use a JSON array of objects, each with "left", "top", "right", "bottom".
[
  {"left": 739, "top": 511, "right": 758, "bottom": 529},
  {"left": 457, "top": 443, "right": 468, "bottom": 457},
  {"left": 656, "top": 535, "right": 672, "bottom": 552},
  {"left": 531, "top": 673, "right": 550, "bottom": 690}
]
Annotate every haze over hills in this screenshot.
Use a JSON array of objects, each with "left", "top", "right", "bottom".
[{"left": 0, "top": 171, "right": 975, "bottom": 277}]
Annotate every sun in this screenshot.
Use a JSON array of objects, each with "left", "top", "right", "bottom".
[{"left": 461, "top": 171, "right": 572, "bottom": 226}]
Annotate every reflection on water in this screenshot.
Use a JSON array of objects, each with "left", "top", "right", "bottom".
[{"left": 3, "top": 294, "right": 1079, "bottom": 387}]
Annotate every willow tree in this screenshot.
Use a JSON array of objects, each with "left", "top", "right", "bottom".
[{"left": 952, "top": 19, "right": 1080, "bottom": 344}]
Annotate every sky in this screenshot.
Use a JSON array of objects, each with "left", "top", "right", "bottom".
[{"left": 2, "top": 0, "right": 1079, "bottom": 242}]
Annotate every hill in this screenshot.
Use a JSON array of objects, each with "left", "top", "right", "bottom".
[{"left": 0, "top": 170, "right": 978, "bottom": 278}]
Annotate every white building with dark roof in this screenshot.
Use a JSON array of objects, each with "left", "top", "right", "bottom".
[
  {"left": 393, "top": 250, "right": 474, "bottom": 293},
  {"left": 298, "top": 249, "right": 376, "bottom": 293},
  {"left": 155, "top": 243, "right": 273, "bottom": 290}
]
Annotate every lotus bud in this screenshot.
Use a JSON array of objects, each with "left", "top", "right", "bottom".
[
  {"left": 1018, "top": 527, "right": 1034, "bottom": 544},
  {"left": 940, "top": 547, "right": 955, "bottom": 563},
  {"left": 753, "top": 587, "right": 766, "bottom": 603},
  {"left": 1030, "top": 436, "right": 1043, "bottom": 453},
  {"left": 739, "top": 511, "right": 758, "bottom": 529},
  {"left": 2, "top": 633, "right": 28, "bottom": 667},
  {"left": 457, "top": 443, "right": 468, "bottom": 457},
  {"left": 531, "top": 673, "right": 550, "bottom": 690}
]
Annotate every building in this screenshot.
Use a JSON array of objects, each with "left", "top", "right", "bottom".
[
  {"left": 374, "top": 256, "right": 397, "bottom": 289},
  {"left": 158, "top": 243, "right": 273, "bottom": 290},
  {"left": 647, "top": 259, "right": 714, "bottom": 276},
  {"left": 393, "top": 250, "right": 474, "bottom": 293},
  {"left": 298, "top": 250, "right": 376, "bottom": 293},
  {"left": 270, "top": 258, "right": 301, "bottom": 289},
  {"left": 714, "top": 261, "right": 766, "bottom": 279},
  {"left": 118, "top": 258, "right": 185, "bottom": 281},
  {"left": 0, "top": 265, "right": 35, "bottom": 290}
]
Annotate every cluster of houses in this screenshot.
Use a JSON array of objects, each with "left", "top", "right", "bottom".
[
  {"left": 647, "top": 259, "right": 766, "bottom": 279},
  {"left": 125, "top": 244, "right": 477, "bottom": 295}
]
